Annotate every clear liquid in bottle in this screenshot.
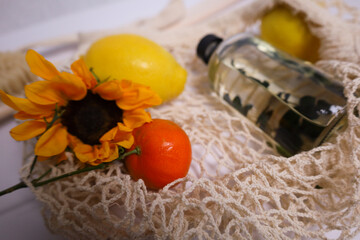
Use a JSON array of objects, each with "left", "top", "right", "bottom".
[{"left": 197, "top": 33, "right": 346, "bottom": 156}]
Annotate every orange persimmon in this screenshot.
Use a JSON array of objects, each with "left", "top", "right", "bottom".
[{"left": 125, "top": 119, "right": 192, "bottom": 190}]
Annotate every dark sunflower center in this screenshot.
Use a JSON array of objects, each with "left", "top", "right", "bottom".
[{"left": 61, "top": 91, "right": 123, "bottom": 145}]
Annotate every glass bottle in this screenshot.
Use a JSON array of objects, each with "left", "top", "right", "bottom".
[{"left": 196, "top": 33, "right": 347, "bottom": 156}]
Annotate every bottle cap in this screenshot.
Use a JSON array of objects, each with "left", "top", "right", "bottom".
[{"left": 196, "top": 34, "right": 223, "bottom": 64}]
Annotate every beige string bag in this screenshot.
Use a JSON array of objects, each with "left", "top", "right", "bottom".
[{"left": 20, "top": 0, "right": 360, "bottom": 239}]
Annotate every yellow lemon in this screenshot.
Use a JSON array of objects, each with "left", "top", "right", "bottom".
[
  {"left": 84, "top": 34, "right": 187, "bottom": 102},
  {"left": 260, "top": 5, "right": 320, "bottom": 62}
]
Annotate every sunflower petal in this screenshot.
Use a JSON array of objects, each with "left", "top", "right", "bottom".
[
  {"left": 100, "top": 124, "right": 132, "bottom": 141},
  {"left": 0, "top": 90, "right": 55, "bottom": 115},
  {"left": 25, "top": 50, "right": 60, "bottom": 80},
  {"left": 71, "top": 58, "right": 97, "bottom": 89},
  {"left": 123, "top": 109, "right": 152, "bottom": 129},
  {"left": 51, "top": 72, "right": 87, "bottom": 101},
  {"left": 74, "top": 145, "right": 95, "bottom": 163},
  {"left": 99, "top": 127, "right": 117, "bottom": 142},
  {"left": 56, "top": 152, "right": 68, "bottom": 163},
  {"left": 92, "top": 80, "right": 121, "bottom": 100},
  {"left": 68, "top": 134, "right": 100, "bottom": 164},
  {"left": 10, "top": 120, "right": 47, "bottom": 141},
  {"left": 100, "top": 123, "right": 131, "bottom": 141},
  {"left": 89, "top": 143, "right": 119, "bottom": 165},
  {"left": 37, "top": 152, "right": 67, "bottom": 162},
  {"left": 115, "top": 134, "right": 134, "bottom": 149},
  {"left": 116, "top": 80, "right": 162, "bottom": 110},
  {"left": 102, "top": 143, "right": 119, "bottom": 163},
  {"left": 94, "top": 80, "right": 162, "bottom": 110},
  {"left": 25, "top": 81, "right": 66, "bottom": 106},
  {"left": 13, "top": 111, "right": 53, "bottom": 120},
  {"left": 95, "top": 142, "right": 119, "bottom": 163},
  {"left": 37, "top": 156, "right": 49, "bottom": 161},
  {"left": 13, "top": 111, "right": 38, "bottom": 120},
  {"left": 68, "top": 134, "right": 93, "bottom": 161},
  {"left": 35, "top": 123, "right": 68, "bottom": 157},
  {"left": 69, "top": 135, "right": 119, "bottom": 165},
  {"left": 100, "top": 123, "right": 134, "bottom": 149}
]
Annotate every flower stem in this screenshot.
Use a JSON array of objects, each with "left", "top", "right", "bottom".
[
  {"left": 0, "top": 164, "right": 107, "bottom": 196},
  {"left": 29, "top": 107, "right": 64, "bottom": 176},
  {"left": 28, "top": 155, "right": 38, "bottom": 176},
  {"left": 45, "top": 104, "right": 64, "bottom": 131},
  {"left": 0, "top": 146, "right": 141, "bottom": 197},
  {"left": 34, "top": 163, "right": 108, "bottom": 187},
  {"left": 0, "top": 182, "right": 27, "bottom": 196},
  {"left": 32, "top": 162, "right": 62, "bottom": 184}
]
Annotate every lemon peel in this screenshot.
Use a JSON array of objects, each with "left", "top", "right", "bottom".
[
  {"left": 84, "top": 34, "right": 187, "bottom": 102},
  {"left": 260, "top": 5, "right": 320, "bottom": 62}
]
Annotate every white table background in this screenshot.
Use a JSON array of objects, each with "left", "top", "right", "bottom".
[{"left": 0, "top": 0, "right": 359, "bottom": 239}]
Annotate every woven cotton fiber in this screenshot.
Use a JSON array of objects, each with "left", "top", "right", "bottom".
[{"left": 21, "top": 0, "right": 360, "bottom": 239}]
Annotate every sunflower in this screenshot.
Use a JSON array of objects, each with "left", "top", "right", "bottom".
[{"left": 0, "top": 50, "right": 162, "bottom": 165}]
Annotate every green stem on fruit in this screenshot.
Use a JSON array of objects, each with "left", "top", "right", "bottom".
[{"left": 118, "top": 146, "right": 141, "bottom": 160}]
